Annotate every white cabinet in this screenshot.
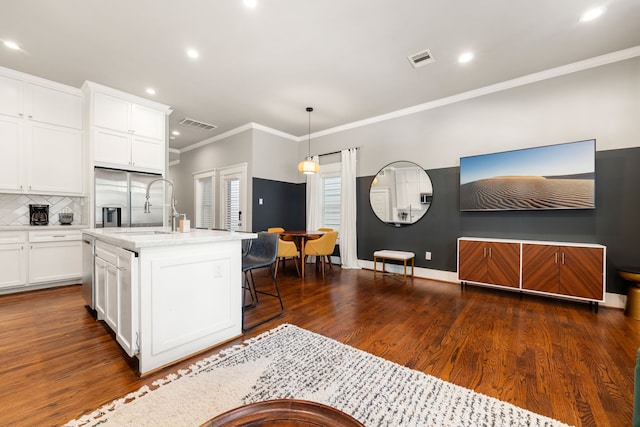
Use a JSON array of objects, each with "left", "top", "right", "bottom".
[
  {"left": 92, "top": 128, "right": 163, "bottom": 171},
  {"left": 0, "top": 74, "right": 22, "bottom": 118},
  {"left": 0, "top": 73, "right": 82, "bottom": 128},
  {"left": 0, "top": 229, "right": 82, "bottom": 292},
  {"left": 27, "top": 230, "right": 82, "bottom": 284},
  {"left": 0, "top": 116, "right": 22, "bottom": 191},
  {"left": 93, "top": 93, "right": 164, "bottom": 140},
  {"left": 27, "top": 123, "right": 83, "bottom": 194},
  {"left": 0, "top": 232, "right": 27, "bottom": 290},
  {"left": 84, "top": 82, "right": 170, "bottom": 174},
  {"left": 0, "top": 67, "right": 84, "bottom": 195},
  {"left": 94, "top": 240, "right": 139, "bottom": 357}
]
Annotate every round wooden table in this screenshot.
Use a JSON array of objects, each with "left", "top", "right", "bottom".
[{"left": 201, "top": 399, "right": 364, "bottom": 427}]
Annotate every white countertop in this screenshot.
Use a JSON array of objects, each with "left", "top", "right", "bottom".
[
  {"left": 0, "top": 224, "right": 89, "bottom": 231},
  {"left": 83, "top": 227, "right": 257, "bottom": 251}
]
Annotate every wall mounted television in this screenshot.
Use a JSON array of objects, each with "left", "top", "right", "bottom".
[{"left": 459, "top": 139, "right": 595, "bottom": 211}]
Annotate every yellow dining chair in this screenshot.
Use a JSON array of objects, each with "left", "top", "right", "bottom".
[
  {"left": 304, "top": 231, "right": 338, "bottom": 279},
  {"left": 308, "top": 228, "right": 333, "bottom": 241},
  {"left": 267, "top": 228, "right": 300, "bottom": 277}
]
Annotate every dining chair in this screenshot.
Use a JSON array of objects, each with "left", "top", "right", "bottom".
[
  {"left": 268, "top": 226, "right": 294, "bottom": 242},
  {"left": 241, "top": 232, "right": 283, "bottom": 331},
  {"left": 267, "top": 229, "right": 300, "bottom": 278},
  {"left": 304, "top": 231, "right": 338, "bottom": 279}
]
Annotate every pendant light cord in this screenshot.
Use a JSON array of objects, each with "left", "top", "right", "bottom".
[{"left": 306, "top": 107, "right": 313, "bottom": 158}]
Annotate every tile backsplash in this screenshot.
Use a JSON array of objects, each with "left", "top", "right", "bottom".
[{"left": 0, "top": 194, "right": 85, "bottom": 226}]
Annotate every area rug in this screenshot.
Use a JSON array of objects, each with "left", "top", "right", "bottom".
[{"left": 65, "top": 323, "right": 571, "bottom": 427}]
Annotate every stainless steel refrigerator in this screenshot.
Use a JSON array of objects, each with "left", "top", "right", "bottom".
[{"left": 94, "top": 167, "right": 165, "bottom": 227}]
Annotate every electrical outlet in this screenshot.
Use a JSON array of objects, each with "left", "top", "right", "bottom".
[{"left": 425, "top": 251, "right": 432, "bottom": 261}]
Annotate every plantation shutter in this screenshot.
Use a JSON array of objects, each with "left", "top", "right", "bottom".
[
  {"left": 225, "top": 178, "right": 240, "bottom": 231},
  {"left": 194, "top": 174, "right": 214, "bottom": 229},
  {"left": 322, "top": 175, "right": 341, "bottom": 232}
]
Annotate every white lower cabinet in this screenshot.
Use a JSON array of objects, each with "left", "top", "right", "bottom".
[
  {"left": 0, "top": 230, "right": 82, "bottom": 292},
  {"left": 0, "top": 232, "right": 27, "bottom": 289},
  {"left": 28, "top": 230, "right": 82, "bottom": 284},
  {"left": 94, "top": 241, "right": 138, "bottom": 357}
]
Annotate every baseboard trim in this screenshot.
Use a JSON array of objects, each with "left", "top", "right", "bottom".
[{"left": 357, "top": 260, "right": 625, "bottom": 309}]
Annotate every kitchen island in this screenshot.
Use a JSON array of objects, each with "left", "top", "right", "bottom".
[{"left": 82, "top": 228, "right": 256, "bottom": 375}]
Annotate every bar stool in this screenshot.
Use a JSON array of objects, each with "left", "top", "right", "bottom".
[{"left": 242, "top": 232, "right": 283, "bottom": 331}]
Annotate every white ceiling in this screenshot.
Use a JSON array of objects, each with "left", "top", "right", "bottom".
[{"left": 2, "top": 1, "right": 639, "bottom": 151}]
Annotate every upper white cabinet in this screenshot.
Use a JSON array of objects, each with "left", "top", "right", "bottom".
[
  {"left": 0, "top": 74, "right": 22, "bottom": 118},
  {"left": 0, "top": 67, "right": 84, "bottom": 195},
  {"left": 0, "top": 72, "right": 82, "bottom": 129},
  {"left": 83, "top": 81, "right": 171, "bottom": 174}
]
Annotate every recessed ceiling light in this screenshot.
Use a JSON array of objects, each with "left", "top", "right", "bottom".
[
  {"left": 580, "top": 7, "right": 606, "bottom": 22},
  {"left": 244, "top": 0, "right": 257, "bottom": 7},
  {"left": 187, "top": 48, "right": 200, "bottom": 59},
  {"left": 458, "top": 52, "right": 474, "bottom": 64},
  {"left": 146, "top": 88, "right": 156, "bottom": 95},
  {"left": 172, "top": 130, "right": 180, "bottom": 136},
  {"left": 3, "top": 40, "right": 20, "bottom": 50}
]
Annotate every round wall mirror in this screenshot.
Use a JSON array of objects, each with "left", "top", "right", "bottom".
[{"left": 369, "top": 161, "right": 433, "bottom": 227}]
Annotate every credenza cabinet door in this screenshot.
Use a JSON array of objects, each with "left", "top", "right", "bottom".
[
  {"left": 522, "top": 244, "right": 560, "bottom": 294},
  {"left": 487, "top": 242, "right": 520, "bottom": 288},
  {"left": 458, "top": 240, "right": 488, "bottom": 283},
  {"left": 522, "top": 244, "right": 604, "bottom": 300},
  {"left": 559, "top": 246, "right": 604, "bottom": 300},
  {"left": 459, "top": 240, "right": 520, "bottom": 288}
]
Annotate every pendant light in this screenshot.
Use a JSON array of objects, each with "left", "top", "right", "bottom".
[{"left": 298, "top": 107, "right": 320, "bottom": 174}]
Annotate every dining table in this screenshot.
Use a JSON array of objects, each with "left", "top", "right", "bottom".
[{"left": 279, "top": 230, "right": 324, "bottom": 279}]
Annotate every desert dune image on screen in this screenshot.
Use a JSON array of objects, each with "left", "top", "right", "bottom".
[{"left": 459, "top": 140, "right": 595, "bottom": 211}]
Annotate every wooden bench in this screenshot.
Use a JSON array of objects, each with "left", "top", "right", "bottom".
[{"left": 373, "top": 250, "right": 415, "bottom": 282}]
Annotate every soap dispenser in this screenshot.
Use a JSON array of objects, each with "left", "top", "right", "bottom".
[{"left": 179, "top": 214, "right": 190, "bottom": 233}]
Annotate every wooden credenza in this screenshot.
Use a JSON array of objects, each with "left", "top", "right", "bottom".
[{"left": 458, "top": 237, "right": 606, "bottom": 308}]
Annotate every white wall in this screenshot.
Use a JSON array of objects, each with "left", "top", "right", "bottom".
[
  {"left": 171, "top": 129, "right": 253, "bottom": 225},
  {"left": 310, "top": 57, "right": 640, "bottom": 176},
  {"left": 251, "top": 129, "right": 301, "bottom": 183}
]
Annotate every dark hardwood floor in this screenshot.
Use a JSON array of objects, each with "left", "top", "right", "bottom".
[{"left": 1, "top": 266, "right": 639, "bottom": 426}]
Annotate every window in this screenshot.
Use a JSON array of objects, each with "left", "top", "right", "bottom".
[
  {"left": 193, "top": 170, "right": 216, "bottom": 229},
  {"left": 224, "top": 178, "right": 241, "bottom": 231},
  {"left": 319, "top": 162, "right": 341, "bottom": 233}
]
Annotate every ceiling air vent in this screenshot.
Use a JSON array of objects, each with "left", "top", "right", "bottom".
[
  {"left": 408, "top": 49, "right": 435, "bottom": 68},
  {"left": 178, "top": 117, "right": 218, "bottom": 131}
]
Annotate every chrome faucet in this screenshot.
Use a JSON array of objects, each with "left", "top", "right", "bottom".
[{"left": 144, "top": 178, "right": 179, "bottom": 232}]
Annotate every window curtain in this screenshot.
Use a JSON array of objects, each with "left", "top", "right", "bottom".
[
  {"left": 340, "top": 148, "right": 360, "bottom": 269},
  {"left": 306, "top": 155, "right": 321, "bottom": 231}
]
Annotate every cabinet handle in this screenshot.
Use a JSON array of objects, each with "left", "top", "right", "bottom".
[
  {"left": 488, "top": 247, "right": 492, "bottom": 258},
  {"left": 561, "top": 252, "right": 565, "bottom": 265},
  {"left": 483, "top": 247, "right": 486, "bottom": 258},
  {"left": 18, "top": 113, "right": 24, "bottom": 117},
  {"left": 52, "top": 235, "right": 66, "bottom": 238},
  {"left": 28, "top": 115, "right": 33, "bottom": 119},
  {"left": 554, "top": 252, "right": 558, "bottom": 264}
]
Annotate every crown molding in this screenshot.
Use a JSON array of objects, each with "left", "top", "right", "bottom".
[{"left": 177, "top": 46, "right": 640, "bottom": 153}]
